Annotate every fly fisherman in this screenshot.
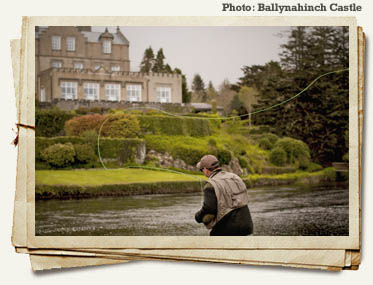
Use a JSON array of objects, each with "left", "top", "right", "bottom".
[{"left": 195, "top": 154, "right": 254, "bottom": 236}]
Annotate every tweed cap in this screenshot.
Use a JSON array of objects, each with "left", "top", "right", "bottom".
[{"left": 196, "top": 154, "right": 220, "bottom": 170}]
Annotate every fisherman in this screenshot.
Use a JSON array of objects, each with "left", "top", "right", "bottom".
[{"left": 195, "top": 154, "right": 254, "bottom": 236}]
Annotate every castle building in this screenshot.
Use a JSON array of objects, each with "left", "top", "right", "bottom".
[{"left": 35, "top": 26, "right": 182, "bottom": 107}]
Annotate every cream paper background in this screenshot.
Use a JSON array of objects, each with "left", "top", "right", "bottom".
[{"left": 1, "top": 0, "right": 371, "bottom": 283}]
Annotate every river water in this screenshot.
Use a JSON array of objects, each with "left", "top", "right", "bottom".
[{"left": 35, "top": 183, "right": 349, "bottom": 236}]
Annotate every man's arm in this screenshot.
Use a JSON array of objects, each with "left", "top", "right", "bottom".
[{"left": 195, "top": 183, "right": 217, "bottom": 224}]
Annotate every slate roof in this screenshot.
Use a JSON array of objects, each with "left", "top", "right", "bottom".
[
  {"left": 81, "top": 31, "right": 129, "bottom": 45},
  {"left": 190, "top": 103, "right": 223, "bottom": 110},
  {"left": 35, "top": 27, "right": 130, "bottom": 45}
]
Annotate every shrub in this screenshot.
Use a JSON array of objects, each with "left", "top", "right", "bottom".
[
  {"left": 274, "top": 137, "right": 311, "bottom": 168},
  {"left": 36, "top": 136, "right": 85, "bottom": 161},
  {"left": 137, "top": 115, "right": 213, "bottom": 137},
  {"left": 117, "top": 140, "right": 144, "bottom": 164},
  {"left": 36, "top": 136, "right": 143, "bottom": 168},
  {"left": 74, "top": 144, "right": 96, "bottom": 163},
  {"left": 101, "top": 114, "right": 140, "bottom": 138},
  {"left": 65, "top": 113, "right": 141, "bottom": 139},
  {"left": 40, "top": 143, "right": 75, "bottom": 168},
  {"left": 269, "top": 147, "right": 287, "bottom": 166},
  {"left": 322, "top": 167, "right": 337, "bottom": 181},
  {"left": 75, "top": 107, "right": 90, "bottom": 115},
  {"left": 89, "top": 106, "right": 107, "bottom": 114},
  {"left": 98, "top": 138, "right": 144, "bottom": 160},
  {"left": 81, "top": 130, "right": 98, "bottom": 151},
  {"left": 238, "top": 156, "right": 249, "bottom": 169},
  {"left": 36, "top": 108, "right": 74, "bottom": 137},
  {"left": 258, "top": 137, "right": 273, "bottom": 150},
  {"left": 65, "top": 114, "right": 105, "bottom": 136},
  {"left": 343, "top": 152, "right": 349, "bottom": 162},
  {"left": 307, "top": 162, "right": 323, "bottom": 172},
  {"left": 208, "top": 138, "right": 217, "bottom": 148},
  {"left": 217, "top": 148, "right": 232, "bottom": 165},
  {"left": 261, "top": 133, "right": 279, "bottom": 145},
  {"left": 171, "top": 145, "right": 207, "bottom": 166},
  {"left": 185, "top": 117, "right": 210, "bottom": 137},
  {"left": 248, "top": 125, "right": 274, "bottom": 135}
]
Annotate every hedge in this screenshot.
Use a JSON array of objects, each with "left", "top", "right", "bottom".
[
  {"left": 36, "top": 180, "right": 204, "bottom": 200},
  {"left": 65, "top": 114, "right": 105, "bottom": 136},
  {"left": 36, "top": 136, "right": 144, "bottom": 168},
  {"left": 171, "top": 144, "right": 207, "bottom": 166},
  {"left": 99, "top": 138, "right": 144, "bottom": 162},
  {"left": 36, "top": 137, "right": 85, "bottom": 160},
  {"left": 36, "top": 108, "right": 74, "bottom": 137},
  {"left": 65, "top": 113, "right": 141, "bottom": 138},
  {"left": 137, "top": 115, "right": 214, "bottom": 137}
]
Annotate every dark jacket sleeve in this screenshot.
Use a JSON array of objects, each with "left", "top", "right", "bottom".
[{"left": 195, "top": 183, "right": 217, "bottom": 223}]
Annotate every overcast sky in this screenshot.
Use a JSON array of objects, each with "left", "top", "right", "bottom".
[{"left": 94, "top": 26, "right": 289, "bottom": 89}]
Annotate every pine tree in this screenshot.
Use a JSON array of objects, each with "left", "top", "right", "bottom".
[
  {"left": 174, "top": 68, "right": 191, "bottom": 103},
  {"left": 230, "top": 94, "right": 248, "bottom": 119},
  {"left": 238, "top": 26, "right": 349, "bottom": 164},
  {"left": 191, "top": 74, "right": 207, "bottom": 102},
  {"left": 217, "top": 79, "right": 236, "bottom": 115},
  {"left": 152, "top": 48, "right": 166, "bottom": 73},
  {"left": 206, "top": 81, "right": 218, "bottom": 103},
  {"left": 164, "top": 64, "right": 173, "bottom": 74},
  {"left": 192, "top": 74, "right": 205, "bottom": 92},
  {"left": 139, "top": 47, "right": 154, "bottom": 73}
]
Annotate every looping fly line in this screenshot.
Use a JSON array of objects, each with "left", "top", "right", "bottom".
[{"left": 96, "top": 68, "right": 349, "bottom": 184}]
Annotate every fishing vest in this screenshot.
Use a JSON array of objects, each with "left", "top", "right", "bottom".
[{"left": 206, "top": 170, "right": 249, "bottom": 229}]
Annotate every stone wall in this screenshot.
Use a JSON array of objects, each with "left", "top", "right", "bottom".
[{"left": 38, "top": 99, "right": 193, "bottom": 114}]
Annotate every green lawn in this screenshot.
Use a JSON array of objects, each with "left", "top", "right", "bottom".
[{"left": 36, "top": 168, "right": 206, "bottom": 186}]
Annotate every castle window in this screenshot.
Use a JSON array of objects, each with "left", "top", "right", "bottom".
[
  {"left": 105, "top": 83, "right": 121, "bottom": 101},
  {"left": 40, "top": 88, "right": 46, "bottom": 102},
  {"left": 156, "top": 87, "right": 171, "bottom": 103},
  {"left": 66, "top": 37, "right": 76, "bottom": 51},
  {"left": 126, "top": 84, "right": 142, "bottom": 102},
  {"left": 103, "top": 40, "right": 111, "bottom": 54},
  {"left": 51, "top": 60, "right": 62, "bottom": 68},
  {"left": 51, "top": 36, "right": 61, "bottom": 50},
  {"left": 84, "top": 82, "right": 99, "bottom": 101},
  {"left": 61, "top": 81, "right": 78, "bottom": 100},
  {"left": 111, "top": 65, "right": 120, "bottom": 71},
  {"left": 74, "top": 62, "right": 83, "bottom": 69}
]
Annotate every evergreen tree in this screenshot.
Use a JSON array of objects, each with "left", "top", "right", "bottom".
[
  {"left": 192, "top": 73, "right": 205, "bottom": 92},
  {"left": 192, "top": 74, "right": 207, "bottom": 102},
  {"left": 217, "top": 79, "right": 236, "bottom": 115},
  {"left": 174, "top": 68, "right": 192, "bottom": 103},
  {"left": 237, "top": 26, "right": 349, "bottom": 164},
  {"left": 164, "top": 64, "right": 173, "bottom": 74},
  {"left": 280, "top": 27, "right": 309, "bottom": 72},
  {"left": 140, "top": 47, "right": 154, "bottom": 73},
  {"left": 230, "top": 94, "right": 248, "bottom": 119},
  {"left": 152, "top": 48, "right": 166, "bottom": 73},
  {"left": 206, "top": 81, "right": 218, "bottom": 103}
]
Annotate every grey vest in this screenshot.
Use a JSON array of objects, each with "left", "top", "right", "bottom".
[{"left": 206, "top": 171, "right": 249, "bottom": 229}]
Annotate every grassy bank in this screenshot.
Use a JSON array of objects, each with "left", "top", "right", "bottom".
[
  {"left": 35, "top": 167, "right": 337, "bottom": 200},
  {"left": 36, "top": 168, "right": 206, "bottom": 186}
]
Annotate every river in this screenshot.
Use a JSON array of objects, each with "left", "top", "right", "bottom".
[{"left": 35, "top": 183, "right": 348, "bottom": 236}]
